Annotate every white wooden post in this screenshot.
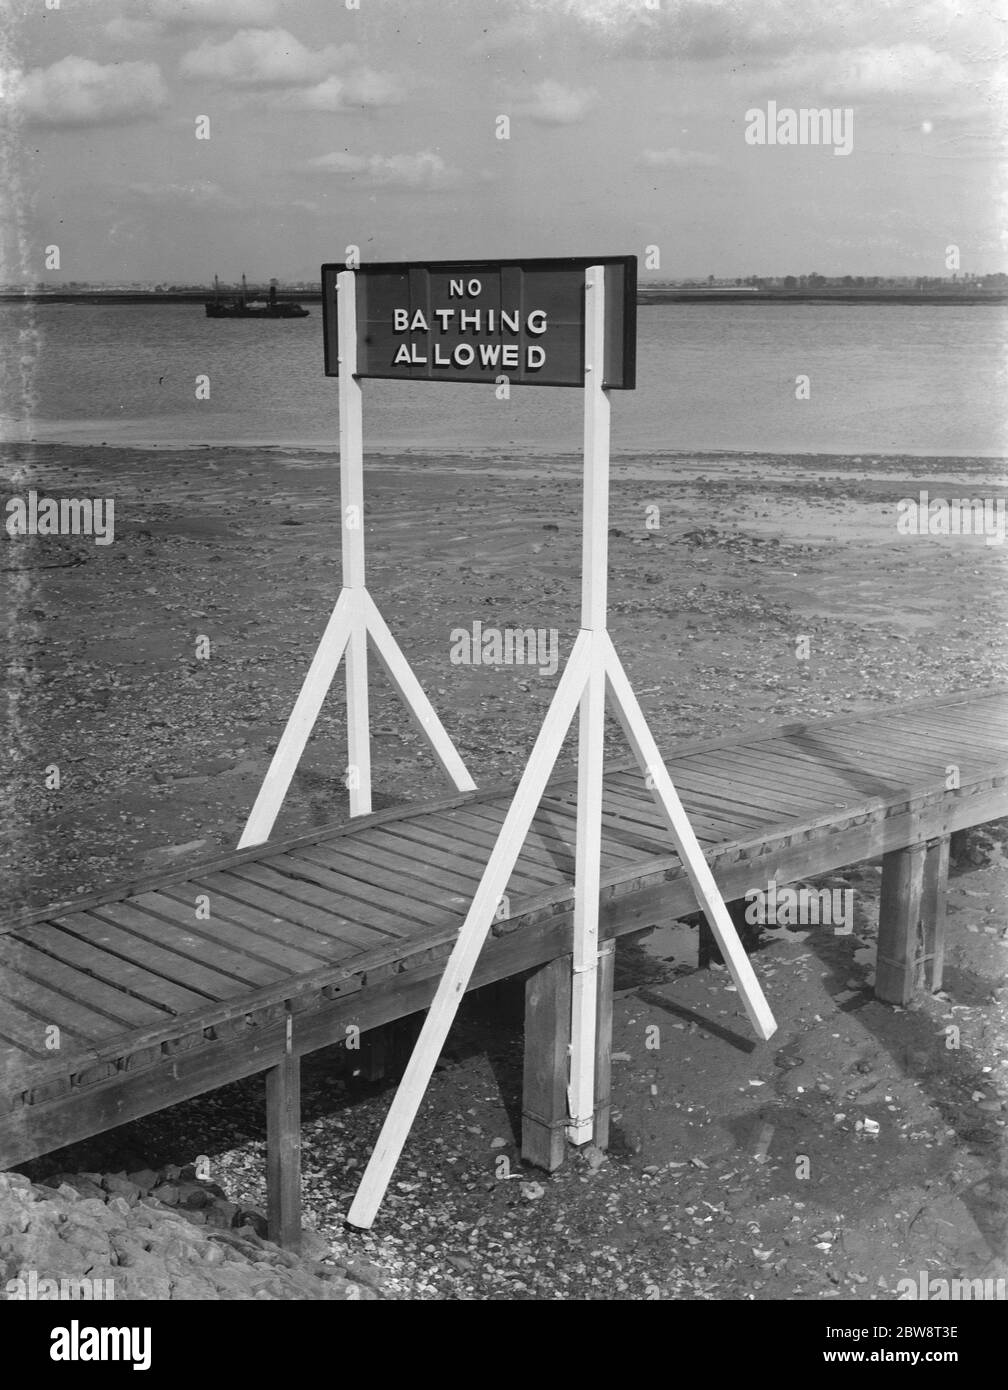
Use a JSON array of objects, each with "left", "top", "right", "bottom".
[
  {"left": 238, "top": 270, "right": 475, "bottom": 849},
  {"left": 237, "top": 589, "right": 355, "bottom": 848},
  {"left": 346, "top": 630, "right": 594, "bottom": 1229},
  {"left": 337, "top": 270, "right": 372, "bottom": 817},
  {"left": 363, "top": 592, "right": 476, "bottom": 793},
  {"left": 603, "top": 636, "right": 777, "bottom": 1042},
  {"left": 568, "top": 266, "right": 610, "bottom": 1143}
]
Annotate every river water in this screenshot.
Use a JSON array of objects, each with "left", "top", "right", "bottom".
[{"left": 1, "top": 300, "right": 1005, "bottom": 457}]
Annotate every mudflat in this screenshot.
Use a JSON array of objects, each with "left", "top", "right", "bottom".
[{"left": 2, "top": 441, "right": 1005, "bottom": 911}]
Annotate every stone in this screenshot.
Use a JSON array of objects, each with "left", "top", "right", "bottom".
[
  {"left": 110, "top": 1231, "right": 152, "bottom": 1267},
  {"left": 61, "top": 1227, "right": 112, "bottom": 1263},
  {"left": 102, "top": 1175, "right": 140, "bottom": 1204},
  {"left": 0, "top": 1173, "right": 34, "bottom": 1194},
  {"left": 203, "top": 1200, "right": 239, "bottom": 1229},
  {"left": 127, "top": 1169, "right": 160, "bottom": 1194},
  {"left": 344, "top": 1257, "right": 385, "bottom": 1291},
  {"left": 68, "top": 1197, "right": 109, "bottom": 1222},
  {"left": 298, "top": 1227, "right": 331, "bottom": 1262},
  {"left": 150, "top": 1184, "right": 180, "bottom": 1207},
  {"left": 239, "top": 1209, "right": 268, "bottom": 1240},
  {"left": 179, "top": 1183, "right": 211, "bottom": 1210},
  {"left": 117, "top": 1270, "right": 172, "bottom": 1300},
  {"left": 169, "top": 1275, "right": 218, "bottom": 1300},
  {"left": 69, "top": 1177, "right": 106, "bottom": 1203}
]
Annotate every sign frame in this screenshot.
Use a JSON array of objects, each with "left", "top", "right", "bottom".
[
  {"left": 321, "top": 255, "right": 637, "bottom": 390},
  {"left": 341, "top": 261, "right": 777, "bottom": 1230}
]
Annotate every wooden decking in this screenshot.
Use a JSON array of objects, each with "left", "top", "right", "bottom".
[{"left": 2, "top": 688, "right": 1007, "bottom": 1226}]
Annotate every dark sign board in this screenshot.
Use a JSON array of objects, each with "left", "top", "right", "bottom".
[{"left": 322, "top": 256, "right": 636, "bottom": 389}]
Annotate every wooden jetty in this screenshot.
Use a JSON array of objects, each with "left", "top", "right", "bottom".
[{"left": 1, "top": 686, "right": 1005, "bottom": 1246}]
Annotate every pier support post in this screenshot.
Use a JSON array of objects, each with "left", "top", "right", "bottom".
[
  {"left": 522, "top": 955, "right": 572, "bottom": 1172},
  {"left": 876, "top": 842, "right": 927, "bottom": 1005},
  {"left": 266, "top": 1047, "right": 302, "bottom": 1250},
  {"left": 592, "top": 940, "right": 616, "bottom": 1152},
  {"left": 921, "top": 834, "right": 950, "bottom": 993}
]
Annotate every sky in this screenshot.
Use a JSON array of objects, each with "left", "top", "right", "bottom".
[{"left": 1, "top": 0, "right": 1005, "bottom": 284}]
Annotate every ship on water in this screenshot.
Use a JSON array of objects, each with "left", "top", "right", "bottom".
[{"left": 205, "top": 274, "right": 309, "bottom": 318}]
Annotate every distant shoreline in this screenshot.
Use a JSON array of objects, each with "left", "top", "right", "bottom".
[{"left": 2, "top": 289, "right": 1006, "bottom": 307}]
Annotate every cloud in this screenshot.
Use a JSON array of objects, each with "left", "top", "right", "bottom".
[
  {"left": 739, "top": 42, "right": 1003, "bottom": 121},
  {"left": 516, "top": 80, "right": 594, "bottom": 125},
  {"left": 636, "top": 147, "right": 721, "bottom": 169},
  {"left": 282, "top": 69, "right": 403, "bottom": 111},
  {"left": 516, "top": 0, "right": 1003, "bottom": 67},
  {"left": 305, "top": 150, "right": 460, "bottom": 190},
  {"left": 179, "top": 29, "right": 402, "bottom": 106},
  {"left": 786, "top": 44, "right": 974, "bottom": 100},
  {"left": 11, "top": 56, "right": 168, "bottom": 128},
  {"left": 180, "top": 28, "right": 354, "bottom": 88}
]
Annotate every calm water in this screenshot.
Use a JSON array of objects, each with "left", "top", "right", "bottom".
[{"left": 2, "top": 301, "right": 1006, "bottom": 456}]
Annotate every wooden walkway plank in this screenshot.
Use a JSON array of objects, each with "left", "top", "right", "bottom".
[
  {"left": 724, "top": 744, "right": 904, "bottom": 798},
  {"left": 540, "top": 792, "right": 697, "bottom": 855},
  {"left": 0, "top": 996, "right": 85, "bottom": 1058},
  {"left": 155, "top": 885, "right": 335, "bottom": 969},
  {"left": 393, "top": 816, "right": 562, "bottom": 894},
  {"left": 106, "top": 898, "right": 283, "bottom": 989},
  {"left": 27, "top": 919, "right": 221, "bottom": 1015},
  {"left": 340, "top": 827, "right": 485, "bottom": 896},
  {"left": 264, "top": 853, "right": 448, "bottom": 932},
  {"left": 0, "top": 938, "right": 171, "bottom": 1030},
  {"left": 351, "top": 823, "right": 512, "bottom": 895},
  {"left": 602, "top": 780, "right": 758, "bottom": 842},
  {"left": 320, "top": 833, "right": 477, "bottom": 904},
  {"left": 525, "top": 805, "right": 650, "bottom": 865},
  {"left": 829, "top": 722, "right": 991, "bottom": 766},
  {"left": 194, "top": 871, "right": 391, "bottom": 954},
  {"left": 785, "top": 731, "right": 929, "bottom": 779},
  {"left": 696, "top": 746, "right": 864, "bottom": 801},
  {"left": 86, "top": 903, "right": 264, "bottom": 994},
  {"left": 670, "top": 758, "right": 833, "bottom": 814},
  {"left": 464, "top": 806, "right": 578, "bottom": 872},
  {"left": 766, "top": 739, "right": 917, "bottom": 791},
  {"left": 608, "top": 769, "right": 776, "bottom": 830},
  {"left": 886, "top": 714, "right": 1007, "bottom": 756},
  {"left": 464, "top": 801, "right": 623, "bottom": 873},
  {"left": 0, "top": 966, "right": 137, "bottom": 1043},
  {"left": 424, "top": 807, "right": 571, "bottom": 880},
  {"left": 804, "top": 722, "right": 948, "bottom": 765},
  {"left": 657, "top": 764, "right": 819, "bottom": 822}
]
